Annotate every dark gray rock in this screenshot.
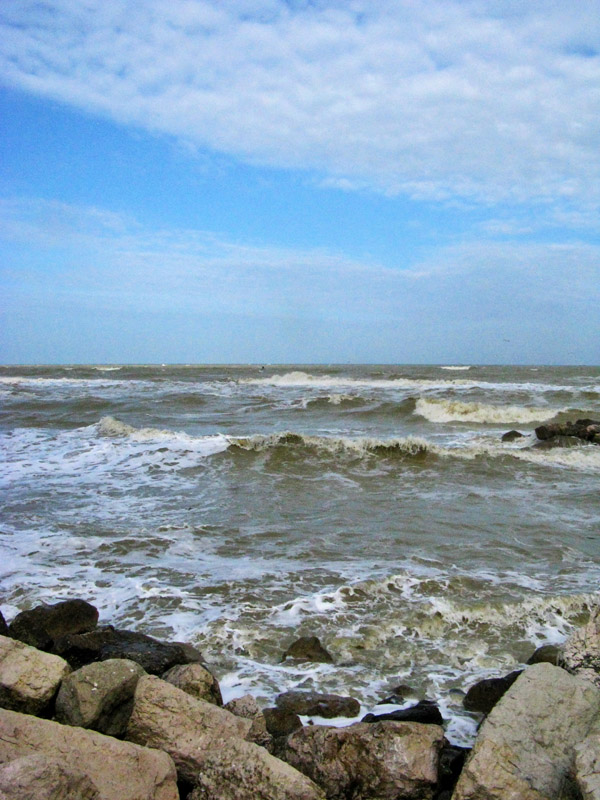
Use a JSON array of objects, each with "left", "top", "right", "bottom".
[
  {"left": 282, "top": 636, "right": 333, "bottom": 664},
  {"left": 363, "top": 699, "right": 443, "bottom": 726},
  {"left": 264, "top": 706, "right": 303, "bottom": 738},
  {"left": 0, "top": 611, "right": 8, "bottom": 637},
  {"left": 535, "top": 418, "right": 600, "bottom": 443},
  {"left": 437, "top": 744, "right": 469, "bottom": 795},
  {"left": 276, "top": 690, "right": 360, "bottom": 718},
  {"left": 463, "top": 669, "right": 522, "bottom": 715},
  {"left": 54, "top": 625, "right": 201, "bottom": 675},
  {"left": 8, "top": 600, "right": 99, "bottom": 651},
  {"left": 527, "top": 643, "right": 561, "bottom": 666},
  {"left": 502, "top": 430, "right": 525, "bottom": 442}
]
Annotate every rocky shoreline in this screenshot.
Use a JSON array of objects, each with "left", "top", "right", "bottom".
[{"left": 1, "top": 599, "right": 600, "bottom": 799}]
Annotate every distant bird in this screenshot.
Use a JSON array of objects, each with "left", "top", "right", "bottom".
[{"left": 503, "top": 339, "right": 511, "bottom": 342}]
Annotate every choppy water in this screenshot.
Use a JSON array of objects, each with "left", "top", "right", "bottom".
[{"left": 1, "top": 363, "right": 599, "bottom": 743}]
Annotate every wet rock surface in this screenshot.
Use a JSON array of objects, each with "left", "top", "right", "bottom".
[
  {"left": 276, "top": 690, "right": 360, "bottom": 718},
  {"left": 8, "top": 600, "right": 99, "bottom": 651},
  {"left": 462, "top": 669, "right": 523, "bottom": 715},
  {"left": 535, "top": 418, "right": 600, "bottom": 443},
  {"left": 363, "top": 699, "right": 444, "bottom": 725},
  {"left": 281, "top": 636, "right": 334, "bottom": 664}
]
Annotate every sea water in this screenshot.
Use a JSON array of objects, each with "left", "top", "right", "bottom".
[{"left": 1, "top": 363, "right": 599, "bottom": 743}]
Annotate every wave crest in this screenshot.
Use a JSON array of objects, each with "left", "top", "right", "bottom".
[{"left": 415, "top": 398, "right": 559, "bottom": 425}]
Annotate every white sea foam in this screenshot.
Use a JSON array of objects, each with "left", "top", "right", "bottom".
[
  {"left": 228, "top": 431, "right": 434, "bottom": 457},
  {"left": 414, "top": 397, "right": 559, "bottom": 424},
  {"left": 440, "top": 365, "right": 471, "bottom": 371}
]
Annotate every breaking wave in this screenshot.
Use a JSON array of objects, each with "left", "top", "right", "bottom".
[{"left": 415, "top": 398, "right": 560, "bottom": 425}]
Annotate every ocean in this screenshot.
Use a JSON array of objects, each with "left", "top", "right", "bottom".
[{"left": 1, "top": 363, "right": 599, "bottom": 744}]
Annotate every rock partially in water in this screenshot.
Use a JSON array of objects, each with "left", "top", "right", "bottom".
[
  {"left": 363, "top": 699, "right": 443, "bottom": 726},
  {"left": 535, "top": 418, "right": 600, "bottom": 443},
  {"left": 8, "top": 599, "right": 99, "bottom": 651},
  {"left": 463, "top": 670, "right": 522, "bottom": 715},
  {"left": 282, "top": 720, "right": 444, "bottom": 800},
  {"left": 276, "top": 690, "right": 360, "bottom": 718},
  {"left": 501, "top": 430, "right": 525, "bottom": 442},
  {"left": 54, "top": 625, "right": 202, "bottom": 675},
  {"left": 527, "top": 643, "right": 561, "bottom": 666},
  {"left": 55, "top": 658, "right": 145, "bottom": 736},
  {"left": 282, "top": 636, "right": 334, "bottom": 664}
]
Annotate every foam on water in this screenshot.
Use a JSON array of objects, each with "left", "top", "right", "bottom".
[
  {"left": 440, "top": 365, "right": 471, "bottom": 371},
  {"left": 415, "top": 397, "right": 561, "bottom": 424}
]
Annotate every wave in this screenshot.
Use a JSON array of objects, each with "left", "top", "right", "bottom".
[
  {"left": 96, "top": 416, "right": 229, "bottom": 456},
  {"left": 440, "top": 366, "right": 471, "bottom": 371},
  {"left": 414, "top": 398, "right": 560, "bottom": 425},
  {"left": 228, "top": 431, "right": 434, "bottom": 458}
]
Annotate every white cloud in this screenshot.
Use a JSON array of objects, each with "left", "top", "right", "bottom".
[{"left": 1, "top": 1, "right": 599, "bottom": 208}]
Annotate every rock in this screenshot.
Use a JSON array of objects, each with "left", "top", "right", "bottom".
[
  {"left": 54, "top": 625, "right": 201, "bottom": 674},
  {"left": 574, "top": 719, "right": 600, "bottom": 799},
  {"left": 532, "top": 435, "right": 585, "bottom": 450},
  {"left": 502, "top": 430, "right": 525, "bottom": 442},
  {"left": 55, "top": 658, "right": 145, "bottom": 736},
  {"left": 437, "top": 744, "right": 469, "bottom": 795},
  {"left": 8, "top": 599, "right": 99, "bottom": 651},
  {"left": 363, "top": 699, "right": 443, "bottom": 725},
  {"left": 462, "top": 669, "right": 522, "bottom": 715},
  {"left": 0, "top": 612, "right": 8, "bottom": 637},
  {"left": 276, "top": 691, "right": 360, "bottom": 718},
  {"left": 225, "top": 694, "right": 272, "bottom": 750},
  {"left": 563, "top": 608, "right": 600, "bottom": 686},
  {"left": 0, "top": 707, "right": 178, "bottom": 800},
  {"left": 535, "top": 418, "right": 600, "bottom": 443},
  {"left": 527, "top": 643, "right": 561, "bottom": 666},
  {"left": 126, "top": 675, "right": 323, "bottom": 799},
  {"left": 264, "top": 706, "right": 303, "bottom": 738},
  {"left": 282, "top": 636, "right": 333, "bottom": 664},
  {"left": 162, "top": 662, "right": 222, "bottom": 705},
  {"left": 453, "top": 663, "right": 600, "bottom": 800},
  {"left": 0, "top": 754, "right": 100, "bottom": 800},
  {"left": 0, "top": 634, "right": 71, "bottom": 715},
  {"left": 282, "top": 720, "right": 444, "bottom": 800}
]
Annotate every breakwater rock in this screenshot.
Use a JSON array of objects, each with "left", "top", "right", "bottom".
[
  {"left": 2, "top": 598, "right": 600, "bottom": 798},
  {"left": 535, "top": 418, "right": 600, "bottom": 444}
]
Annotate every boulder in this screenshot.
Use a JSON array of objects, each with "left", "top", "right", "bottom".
[
  {"left": 562, "top": 608, "right": 600, "bottom": 686},
  {"left": 437, "top": 744, "right": 469, "bottom": 796},
  {"left": 535, "top": 418, "right": 600, "bottom": 443},
  {"left": 527, "top": 643, "right": 561, "bottom": 666},
  {"left": 126, "top": 675, "right": 323, "bottom": 799},
  {"left": 162, "top": 662, "right": 222, "bottom": 705},
  {"left": 55, "top": 658, "right": 145, "bottom": 736},
  {"left": 0, "top": 754, "right": 100, "bottom": 800},
  {"left": 453, "top": 663, "right": 600, "bottom": 800},
  {"left": 282, "top": 636, "right": 333, "bottom": 664},
  {"left": 54, "top": 625, "right": 201, "bottom": 674},
  {"left": 8, "top": 600, "right": 99, "bottom": 651},
  {"left": 264, "top": 707, "right": 303, "bottom": 738},
  {"left": 502, "top": 430, "right": 525, "bottom": 442},
  {"left": 0, "top": 612, "right": 8, "bottom": 637},
  {"left": 225, "top": 694, "right": 272, "bottom": 750},
  {"left": 462, "top": 669, "right": 522, "bottom": 715},
  {"left": 363, "top": 699, "right": 443, "bottom": 725},
  {"left": 0, "top": 708, "right": 178, "bottom": 800},
  {"left": 0, "top": 634, "right": 71, "bottom": 715},
  {"left": 276, "top": 691, "right": 359, "bottom": 718},
  {"left": 283, "top": 721, "right": 443, "bottom": 799},
  {"left": 574, "top": 719, "right": 600, "bottom": 799}
]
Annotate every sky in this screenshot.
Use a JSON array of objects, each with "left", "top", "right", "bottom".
[{"left": 0, "top": 0, "right": 599, "bottom": 365}]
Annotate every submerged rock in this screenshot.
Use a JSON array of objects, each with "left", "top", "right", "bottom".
[
  {"left": 282, "top": 636, "right": 333, "bottom": 664},
  {"left": 8, "top": 599, "right": 99, "bottom": 651},
  {"left": 453, "top": 663, "right": 600, "bottom": 800},
  {"left": 363, "top": 699, "right": 443, "bottom": 726},
  {"left": 54, "top": 625, "right": 202, "bottom": 674},
  {"left": 276, "top": 690, "right": 360, "bottom": 719},
  {"left": 462, "top": 669, "right": 522, "bottom": 715},
  {"left": 282, "top": 720, "right": 444, "bottom": 800},
  {"left": 0, "top": 634, "right": 71, "bottom": 716}
]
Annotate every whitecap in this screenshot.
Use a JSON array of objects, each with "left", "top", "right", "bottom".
[{"left": 414, "top": 397, "right": 560, "bottom": 425}]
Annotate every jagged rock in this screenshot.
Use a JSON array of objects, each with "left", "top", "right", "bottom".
[
  {"left": 502, "top": 430, "right": 525, "bottom": 442},
  {"left": 0, "top": 634, "right": 71, "bottom": 715},
  {"left": 54, "top": 625, "right": 201, "bottom": 674},
  {"left": 453, "top": 663, "right": 600, "bottom": 800},
  {"left": 282, "top": 636, "right": 333, "bottom": 664},
  {"left": 535, "top": 418, "right": 600, "bottom": 443},
  {"left": 282, "top": 720, "right": 444, "bottom": 800},
  {"left": 527, "top": 643, "right": 561, "bottom": 666},
  {"left": 264, "top": 706, "right": 303, "bottom": 737},
  {"left": 55, "top": 658, "right": 145, "bottom": 736},
  {"left": 276, "top": 691, "right": 359, "bottom": 718},
  {"left": 126, "top": 675, "right": 323, "bottom": 799},
  {"left": 0, "top": 707, "right": 178, "bottom": 800},
  {"left": 225, "top": 694, "right": 272, "bottom": 750},
  {"left": 0, "top": 612, "right": 8, "bottom": 637},
  {"left": 8, "top": 600, "right": 99, "bottom": 651},
  {"left": 562, "top": 608, "right": 600, "bottom": 686},
  {"left": 162, "top": 662, "right": 222, "bottom": 705},
  {"left": 363, "top": 699, "right": 443, "bottom": 725},
  {"left": 462, "top": 669, "right": 522, "bottom": 715},
  {"left": 574, "top": 718, "right": 600, "bottom": 799},
  {"left": 0, "top": 754, "right": 100, "bottom": 800}
]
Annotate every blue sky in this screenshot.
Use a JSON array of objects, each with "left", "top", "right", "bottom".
[{"left": 1, "top": 0, "right": 599, "bottom": 364}]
